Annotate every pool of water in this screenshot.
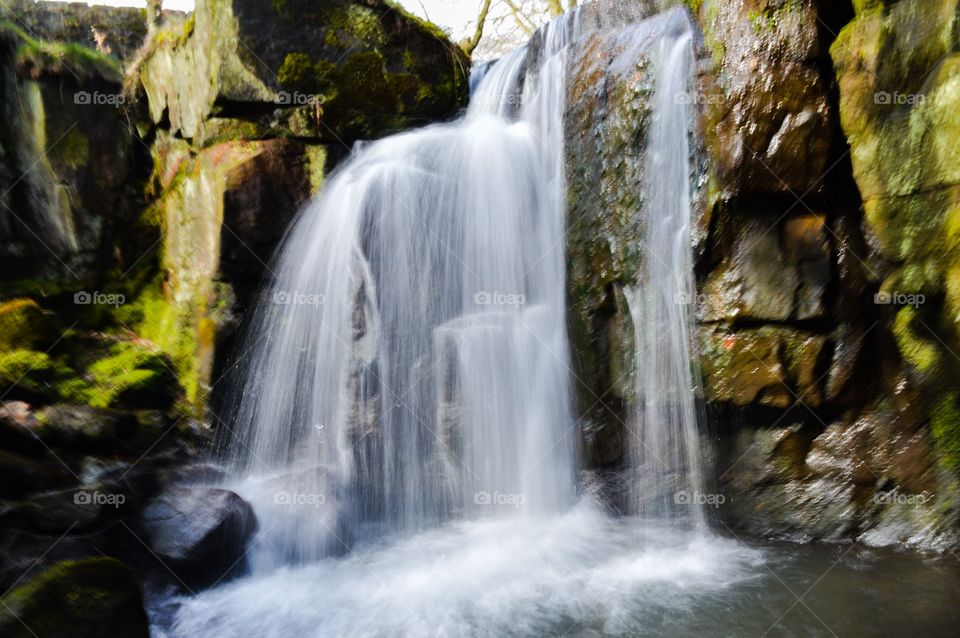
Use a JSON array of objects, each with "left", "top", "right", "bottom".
[{"left": 153, "top": 498, "right": 960, "bottom": 637}]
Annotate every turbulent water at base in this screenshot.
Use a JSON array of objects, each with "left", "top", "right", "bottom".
[
  {"left": 624, "top": 18, "right": 706, "bottom": 526},
  {"left": 165, "top": 6, "right": 761, "bottom": 638}
]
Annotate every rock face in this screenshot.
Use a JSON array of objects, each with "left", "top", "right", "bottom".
[
  {"left": 0, "top": 0, "right": 468, "bottom": 417},
  {"left": 0, "top": 0, "right": 148, "bottom": 62},
  {"left": 695, "top": 0, "right": 957, "bottom": 549},
  {"left": 141, "top": 486, "right": 258, "bottom": 588},
  {"left": 832, "top": 0, "right": 960, "bottom": 511},
  {"left": 568, "top": 0, "right": 959, "bottom": 550},
  {"left": 0, "top": 23, "right": 151, "bottom": 293},
  {"left": 0, "top": 557, "right": 150, "bottom": 638}
]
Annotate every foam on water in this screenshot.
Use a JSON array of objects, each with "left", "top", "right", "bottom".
[{"left": 167, "top": 500, "right": 763, "bottom": 638}]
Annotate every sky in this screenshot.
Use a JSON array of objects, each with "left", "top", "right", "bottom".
[{"left": 52, "top": 0, "right": 484, "bottom": 41}]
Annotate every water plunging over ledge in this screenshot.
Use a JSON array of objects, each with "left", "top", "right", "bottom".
[{"left": 218, "top": 7, "right": 583, "bottom": 569}]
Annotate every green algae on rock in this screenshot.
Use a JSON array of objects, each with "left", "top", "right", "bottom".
[{"left": 0, "top": 558, "right": 149, "bottom": 638}]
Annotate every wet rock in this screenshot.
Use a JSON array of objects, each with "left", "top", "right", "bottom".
[
  {"left": 0, "top": 557, "right": 149, "bottom": 638},
  {"left": 700, "top": 0, "right": 833, "bottom": 197},
  {"left": 698, "top": 326, "right": 829, "bottom": 408},
  {"left": 219, "top": 138, "right": 329, "bottom": 303},
  {"left": 140, "top": 486, "right": 258, "bottom": 588},
  {"left": 701, "top": 209, "right": 832, "bottom": 323}
]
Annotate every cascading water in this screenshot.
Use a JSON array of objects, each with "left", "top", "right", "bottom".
[
  {"left": 625, "top": 17, "right": 707, "bottom": 527},
  {"left": 168, "top": 7, "right": 765, "bottom": 638},
  {"left": 220, "top": 9, "right": 581, "bottom": 568}
]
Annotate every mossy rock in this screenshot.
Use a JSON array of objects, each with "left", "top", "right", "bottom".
[
  {"left": 0, "top": 0, "right": 147, "bottom": 63},
  {"left": 0, "top": 558, "right": 149, "bottom": 638},
  {"left": 0, "top": 350, "right": 64, "bottom": 400},
  {"left": 2, "top": 21, "right": 120, "bottom": 82},
  {"left": 698, "top": 325, "right": 829, "bottom": 408},
  {"left": 70, "top": 341, "right": 182, "bottom": 411},
  {"left": 135, "top": 0, "right": 469, "bottom": 142},
  {"left": 832, "top": 1, "right": 960, "bottom": 490},
  {"left": 0, "top": 299, "right": 58, "bottom": 351}
]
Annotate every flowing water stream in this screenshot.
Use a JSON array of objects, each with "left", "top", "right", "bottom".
[{"left": 157, "top": 5, "right": 960, "bottom": 637}]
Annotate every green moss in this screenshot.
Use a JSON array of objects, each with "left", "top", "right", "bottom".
[
  {"left": 277, "top": 52, "right": 337, "bottom": 98},
  {"left": 893, "top": 306, "right": 942, "bottom": 374},
  {"left": 83, "top": 342, "right": 178, "bottom": 409},
  {"left": 931, "top": 393, "right": 960, "bottom": 475},
  {"left": 50, "top": 126, "right": 90, "bottom": 170},
  {"left": 1, "top": 21, "right": 120, "bottom": 82},
  {"left": 0, "top": 558, "right": 148, "bottom": 638},
  {"left": 0, "top": 299, "right": 57, "bottom": 350},
  {"left": 0, "top": 349, "right": 61, "bottom": 397}
]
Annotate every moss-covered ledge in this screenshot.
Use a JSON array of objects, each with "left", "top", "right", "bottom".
[{"left": 130, "top": 0, "right": 470, "bottom": 143}]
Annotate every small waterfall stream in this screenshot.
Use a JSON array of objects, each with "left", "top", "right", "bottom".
[{"left": 625, "top": 16, "right": 706, "bottom": 527}]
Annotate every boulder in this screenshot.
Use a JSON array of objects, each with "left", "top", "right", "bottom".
[
  {"left": 0, "top": 299, "right": 58, "bottom": 351},
  {"left": 140, "top": 486, "right": 257, "bottom": 588},
  {"left": 698, "top": 0, "right": 833, "bottom": 198},
  {"left": 135, "top": 0, "right": 470, "bottom": 143},
  {"left": 33, "top": 404, "right": 172, "bottom": 456},
  {"left": 0, "top": 558, "right": 149, "bottom": 638}
]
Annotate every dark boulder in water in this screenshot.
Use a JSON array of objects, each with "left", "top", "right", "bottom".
[{"left": 140, "top": 486, "right": 258, "bottom": 589}]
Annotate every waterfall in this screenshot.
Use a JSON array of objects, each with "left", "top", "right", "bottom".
[
  {"left": 221, "top": 10, "right": 582, "bottom": 568},
  {"left": 623, "top": 12, "right": 706, "bottom": 526},
  {"left": 168, "top": 8, "right": 767, "bottom": 637}
]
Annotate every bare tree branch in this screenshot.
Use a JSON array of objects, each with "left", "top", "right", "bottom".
[{"left": 461, "top": 0, "right": 494, "bottom": 56}]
